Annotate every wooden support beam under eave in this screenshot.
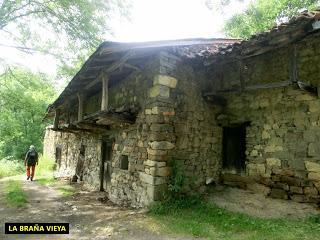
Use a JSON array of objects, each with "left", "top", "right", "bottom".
[
  {"left": 101, "top": 74, "right": 109, "bottom": 111},
  {"left": 77, "top": 92, "right": 84, "bottom": 121},
  {"left": 53, "top": 109, "right": 60, "bottom": 129}
]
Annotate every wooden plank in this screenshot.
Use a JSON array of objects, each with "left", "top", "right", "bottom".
[
  {"left": 245, "top": 81, "right": 291, "bottom": 90},
  {"left": 84, "top": 50, "right": 135, "bottom": 90},
  {"left": 204, "top": 81, "right": 292, "bottom": 94},
  {"left": 289, "top": 44, "right": 298, "bottom": 83},
  {"left": 101, "top": 74, "right": 109, "bottom": 111},
  {"left": 77, "top": 92, "right": 84, "bottom": 121},
  {"left": 239, "top": 60, "right": 245, "bottom": 91},
  {"left": 53, "top": 109, "right": 60, "bottom": 129}
]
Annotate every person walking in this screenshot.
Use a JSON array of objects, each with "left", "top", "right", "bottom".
[{"left": 24, "top": 145, "right": 39, "bottom": 181}]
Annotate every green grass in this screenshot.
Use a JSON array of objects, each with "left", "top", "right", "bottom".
[
  {"left": 37, "top": 176, "right": 57, "bottom": 186},
  {"left": 34, "top": 154, "right": 56, "bottom": 184},
  {"left": 148, "top": 196, "right": 320, "bottom": 240},
  {"left": 57, "top": 185, "right": 75, "bottom": 197},
  {"left": 0, "top": 157, "right": 24, "bottom": 178},
  {"left": 0, "top": 154, "right": 55, "bottom": 179},
  {"left": 5, "top": 180, "right": 28, "bottom": 207},
  {"left": 36, "top": 154, "right": 56, "bottom": 176}
]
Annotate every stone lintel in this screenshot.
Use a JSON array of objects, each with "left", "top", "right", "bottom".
[
  {"left": 149, "top": 85, "right": 170, "bottom": 98},
  {"left": 139, "top": 172, "right": 167, "bottom": 185},
  {"left": 144, "top": 160, "right": 166, "bottom": 167},
  {"left": 153, "top": 75, "right": 178, "bottom": 88}
]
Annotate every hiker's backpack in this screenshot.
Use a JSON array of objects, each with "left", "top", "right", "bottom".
[{"left": 29, "top": 150, "right": 36, "bottom": 158}]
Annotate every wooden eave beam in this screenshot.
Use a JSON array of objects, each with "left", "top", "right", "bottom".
[
  {"left": 53, "top": 109, "right": 60, "bottom": 129},
  {"left": 84, "top": 50, "right": 135, "bottom": 90},
  {"left": 101, "top": 74, "right": 109, "bottom": 111},
  {"left": 77, "top": 92, "right": 84, "bottom": 121}
]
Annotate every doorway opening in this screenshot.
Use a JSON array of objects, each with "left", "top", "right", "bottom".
[
  {"left": 100, "top": 139, "right": 113, "bottom": 191},
  {"left": 222, "top": 123, "right": 249, "bottom": 173}
]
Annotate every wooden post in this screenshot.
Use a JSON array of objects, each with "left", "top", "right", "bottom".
[
  {"left": 239, "top": 60, "right": 245, "bottom": 91},
  {"left": 53, "top": 109, "right": 60, "bottom": 129},
  {"left": 101, "top": 74, "right": 109, "bottom": 111},
  {"left": 77, "top": 92, "right": 84, "bottom": 121}
]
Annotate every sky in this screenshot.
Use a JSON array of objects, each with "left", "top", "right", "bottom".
[
  {"left": 0, "top": 0, "right": 251, "bottom": 78},
  {"left": 108, "top": 0, "right": 251, "bottom": 42}
]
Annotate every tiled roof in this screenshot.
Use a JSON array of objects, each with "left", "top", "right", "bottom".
[{"left": 206, "top": 9, "right": 320, "bottom": 64}]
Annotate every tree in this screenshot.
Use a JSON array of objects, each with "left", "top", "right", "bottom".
[
  {"left": 223, "top": 0, "right": 319, "bottom": 39},
  {"left": 0, "top": 67, "right": 56, "bottom": 159},
  {"left": 0, "top": 0, "right": 129, "bottom": 77}
]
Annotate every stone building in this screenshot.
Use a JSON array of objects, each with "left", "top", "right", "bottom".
[{"left": 44, "top": 10, "right": 320, "bottom": 206}]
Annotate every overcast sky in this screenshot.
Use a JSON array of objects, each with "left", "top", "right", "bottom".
[{"left": 0, "top": 0, "right": 251, "bottom": 78}]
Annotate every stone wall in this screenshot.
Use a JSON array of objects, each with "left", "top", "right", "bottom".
[
  {"left": 43, "top": 129, "right": 102, "bottom": 188},
  {"left": 44, "top": 52, "right": 186, "bottom": 207},
  {"left": 215, "top": 35, "right": 320, "bottom": 203},
  {"left": 171, "top": 63, "right": 222, "bottom": 193},
  {"left": 44, "top": 34, "right": 320, "bottom": 207}
]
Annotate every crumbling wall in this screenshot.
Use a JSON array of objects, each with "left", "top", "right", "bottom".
[
  {"left": 217, "top": 35, "right": 320, "bottom": 203},
  {"left": 43, "top": 129, "right": 102, "bottom": 188}
]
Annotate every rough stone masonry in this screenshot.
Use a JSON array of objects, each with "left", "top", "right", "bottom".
[{"left": 44, "top": 13, "right": 320, "bottom": 207}]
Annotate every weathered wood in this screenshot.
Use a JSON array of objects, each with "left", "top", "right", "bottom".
[
  {"left": 76, "top": 122, "right": 113, "bottom": 132},
  {"left": 83, "top": 110, "right": 137, "bottom": 125},
  {"left": 84, "top": 50, "right": 135, "bottom": 90},
  {"left": 53, "top": 109, "right": 60, "bottom": 129},
  {"left": 239, "top": 60, "right": 244, "bottom": 91},
  {"left": 289, "top": 44, "right": 298, "bottom": 83},
  {"left": 101, "top": 74, "right": 109, "bottom": 111},
  {"left": 77, "top": 92, "right": 84, "bottom": 121},
  {"left": 245, "top": 81, "right": 292, "bottom": 90},
  {"left": 123, "top": 63, "right": 140, "bottom": 71},
  {"left": 204, "top": 81, "right": 292, "bottom": 94}
]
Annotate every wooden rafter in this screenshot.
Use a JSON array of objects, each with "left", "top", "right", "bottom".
[{"left": 84, "top": 50, "right": 135, "bottom": 90}]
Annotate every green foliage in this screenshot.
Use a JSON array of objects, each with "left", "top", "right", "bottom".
[
  {"left": 5, "top": 180, "right": 28, "bottom": 207},
  {"left": 36, "top": 154, "right": 56, "bottom": 176},
  {"left": 224, "top": 0, "right": 319, "bottom": 39},
  {"left": 0, "top": 68, "right": 56, "bottom": 159},
  {"left": 0, "top": 156, "right": 24, "bottom": 178},
  {"left": 149, "top": 199, "right": 320, "bottom": 239},
  {"left": 150, "top": 160, "right": 203, "bottom": 215},
  {"left": 0, "top": 0, "right": 130, "bottom": 78},
  {"left": 309, "top": 214, "right": 320, "bottom": 224},
  {"left": 168, "top": 160, "right": 185, "bottom": 195}
]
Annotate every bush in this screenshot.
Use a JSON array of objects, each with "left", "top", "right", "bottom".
[
  {"left": 309, "top": 214, "right": 320, "bottom": 224},
  {"left": 0, "top": 156, "right": 24, "bottom": 178},
  {"left": 149, "top": 159, "right": 204, "bottom": 215}
]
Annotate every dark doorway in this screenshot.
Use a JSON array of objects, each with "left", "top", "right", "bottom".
[
  {"left": 100, "top": 140, "right": 113, "bottom": 191},
  {"left": 222, "top": 123, "right": 248, "bottom": 173}
]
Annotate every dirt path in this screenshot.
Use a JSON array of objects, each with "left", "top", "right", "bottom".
[{"left": 0, "top": 176, "right": 195, "bottom": 240}]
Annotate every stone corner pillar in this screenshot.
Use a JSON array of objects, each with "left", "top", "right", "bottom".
[{"left": 140, "top": 54, "right": 180, "bottom": 203}]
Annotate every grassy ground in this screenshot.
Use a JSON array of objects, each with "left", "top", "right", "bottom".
[
  {"left": 148, "top": 196, "right": 320, "bottom": 240},
  {"left": 4, "top": 180, "right": 28, "bottom": 207},
  {"left": 0, "top": 157, "right": 24, "bottom": 178}
]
